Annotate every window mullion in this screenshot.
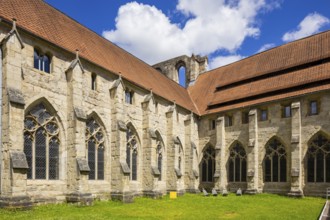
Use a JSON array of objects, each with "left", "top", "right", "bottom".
[
  {"left": 240, "top": 158, "right": 242, "bottom": 182},
  {"left": 314, "top": 157, "right": 317, "bottom": 183},
  {"left": 32, "top": 133, "right": 36, "bottom": 179},
  {"left": 278, "top": 155, "right": 280, "bottom": 182},
  {"left": 46, "top": 134, "right": 49, "bottom": 180},
  {"left": 233, "top": 159, "right": 236, "bottom": 182},
  {"left": 271, "top": 157, "right": 273, "bottom": 182},
  {"left": 324, "top": 154, "right": 326, "bottom": 183},
  {"left": 95, "top": 146, "right": 98, "bottom": 180}
]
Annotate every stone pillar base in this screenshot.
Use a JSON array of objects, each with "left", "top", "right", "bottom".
[
  {"left": 143, "top": 191, "right": 163, "bottom": 199},
  {"left": 0, "top": 195, "right": 32, "bottom": 210},
  {"left": 66, "top": 193, "right": 93, "bottom": 206},
  {"left": 186, "top": 188, "right": 200, "bottom": 194},
  {"left": 245, "top": 189, "right": 258, "bottom": 195},
  {"left": 288, "top": 190, "right": 304, "bottom": 198},
  {"left": 111, "top": 192, "right": 134, "bottom": 203},
  {"left": 167, "top": 189, "right": 185, "bottom": 196}
]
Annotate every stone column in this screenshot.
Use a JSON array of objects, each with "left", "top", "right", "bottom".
[
  {"left": 0, "top": 22, "right": 32, "bottom": 209},
  {"left": 65, "top": 53, "right": 93, "bottom": 205},
  {"left": 141, "top": 96, "right": 162, "bottom": 198},
  {"left": 165, "top": 105, "right": 180, "bottom": 194},
  {"left": 214, "top": 116, "right": 226, "bottom": 191},
  {"left": 288, "top": 102, "right": 303, "bottom": 197},
  {"left": 184, "top": 113, "right": 199, "bottom": 193},
  {"left": 246, "top": 109, "right": 259, "bottom": 194},
  {"left": 109, "top": 79, "right": 133, "bottom": 203}
]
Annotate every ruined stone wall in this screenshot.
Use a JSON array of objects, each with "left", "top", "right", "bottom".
[{"left": 152, "top": 55, "right": 208, "bottom": 87}]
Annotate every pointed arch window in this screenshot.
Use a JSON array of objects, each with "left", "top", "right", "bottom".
[
  {"left": 264, "top": 138, "right": 287, "bottom": 182},
  {"left": 86, "top": 118, "right": 105, "bottom": 180},
  {"left": 24, "top": 103, "right": 60, "bottom": 180},
  {"left": 307, "top": 134, "right": 330, "bottom": 183},
  {"left": 228, "top": 142, "right": 247, "bottom": 182},
  {"left": 201, "top": 146, "right": 215, "bottom": 182},
  {"left": 175, "top": 141, "right": 184, "bottom": 178},
  {"left": 127, "top": 128, "right": 138, "bottom": 180},
  {"left": 178, "top": 64, "right": 187, "bottom": 87},
  {"left": 157, "top": 141, "right": 163, "bottom": 181}
]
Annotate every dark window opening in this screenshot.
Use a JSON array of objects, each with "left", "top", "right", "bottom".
[
  {"left": 86, "top": 118, "right": 105, "bottom": 180},
  {"left": 264, "top": 138, "right": 286, "bottom": 182},
  {"left": 200, "top": 146, "right": 215, "bottom": 182},
  {"left": 209, "top": 119, "right": 216, "bottom": 130},
  {"left": 228, "top": 142, "right": 247, "bottom": 182},
  {"left": 225, "top": 115, "right": 233, "bottom": 127},
  {"left": 127, "top": 128, "right": 138, "bottom": 181},
  {"left": 260, "top": 109, "right": 268, "bottom": 121},
  {"left": 242, "top": 111, "right": 249, "bottom": 124},
  {"left": 282, "top": 105, "right": 291, "bottom": 118},
  {"left": 307, "top": 134, "right": 330, "bottom": 183},
  {"left": 34, "top": 49, "right": 51, "bottom": 73},
  {"left": 310, "top": 101, "right": 318, "bottom": 115},
  {"left": 91, "top": 73, "right": 97, "bottom": 90},
  {"left": 24, "top": 103, "right": 59, "bottom": 180},
  {"left": 125, "top": 90, "right": 134, "bottom": 104}
]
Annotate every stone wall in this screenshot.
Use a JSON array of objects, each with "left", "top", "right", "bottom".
[
  {"left": 0, "top": 22, "right": 200, "bottom": 207},
  {"left": 0, "top": 20, "right": 329, "bottom": 209},
  {"left": 198, "top": 91, "right": 330, "bottom": 196}
]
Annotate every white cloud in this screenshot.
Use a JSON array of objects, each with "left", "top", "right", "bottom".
[
  {"left": 103, "top": 0, "right": 280, "bottom": 64},
  {"left": 282, "top": 12, "right": 330, "bottom": 42},
  {"left": 209, "top": 55, "right": 245, "bottom": 69},
  {"left": 257, "top": 43, "right": 275, "bottom": 53}
]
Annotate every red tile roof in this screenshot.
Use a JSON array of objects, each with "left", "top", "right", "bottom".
[
  {"left": 0, "top": 0, "right": 198, "bottom": 113},
  {"left": 189, "top": 31, "right": 330, "bottom": 114},
  {"left": 1, "top": 0, "right": 330, "bottom": 116}
]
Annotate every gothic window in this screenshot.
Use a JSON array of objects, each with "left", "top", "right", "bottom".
[
  {"left": 177, "top": 144, "right": 183, "bottom": 174},
  {"left": 34, "top": 49, "right": 51, "bottom": 73},
  {"left": 126, "top": 128, "right": 138, "bottom": 180},
  {"left": 157, "top": 142, "right": 163, "bottom": 181},
  {"left": 228, "top": 142, "right": 247, "bottom": 182},
  {"left": 201, "top": 146, "right": 215, "bottom": 182},
  {"left": 307, "top": 134, "right": 330, "bottom": 183},
  {"left": 264, "top": 138, "right": 287, "bottom": 182},
  {"left": 24, "top": 103, "right": 60, "bottom": 180},
  {"left": 86, "top": 118, "right": 105, "bottom": 180},
  {"left": 178, "top": 65, "right": 186, "bottom": 87}
]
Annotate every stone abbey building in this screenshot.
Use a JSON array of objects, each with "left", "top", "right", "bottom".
[{"left": 0, "top": 0, "right": 330, "bottom": 208}]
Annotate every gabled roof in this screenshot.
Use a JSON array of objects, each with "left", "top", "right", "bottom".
[
  {"left": 1, "top": 0, "right": 330, "bottom": 117},
  {"left": 189, "top": 30, "right": 330, "bottom": 115},
  {"left": 0, "top": 0, "right": 198, "bottom": 114}
]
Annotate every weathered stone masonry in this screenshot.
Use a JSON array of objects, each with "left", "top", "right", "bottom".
[{"left": 0, "top": 6, "right": 330, "bottom": 209}]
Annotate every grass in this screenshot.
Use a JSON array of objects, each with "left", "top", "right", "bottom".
[{"left": 0, "top": 193, "right": 325, "bottom": 220}]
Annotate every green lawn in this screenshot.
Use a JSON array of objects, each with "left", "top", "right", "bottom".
[{"left": 0, "top": 193, "right": 325, "bottom": 220}]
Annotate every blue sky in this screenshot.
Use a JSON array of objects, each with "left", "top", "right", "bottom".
[{"left": 45, "top": 0, "right": 330, "bottom": 70}]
